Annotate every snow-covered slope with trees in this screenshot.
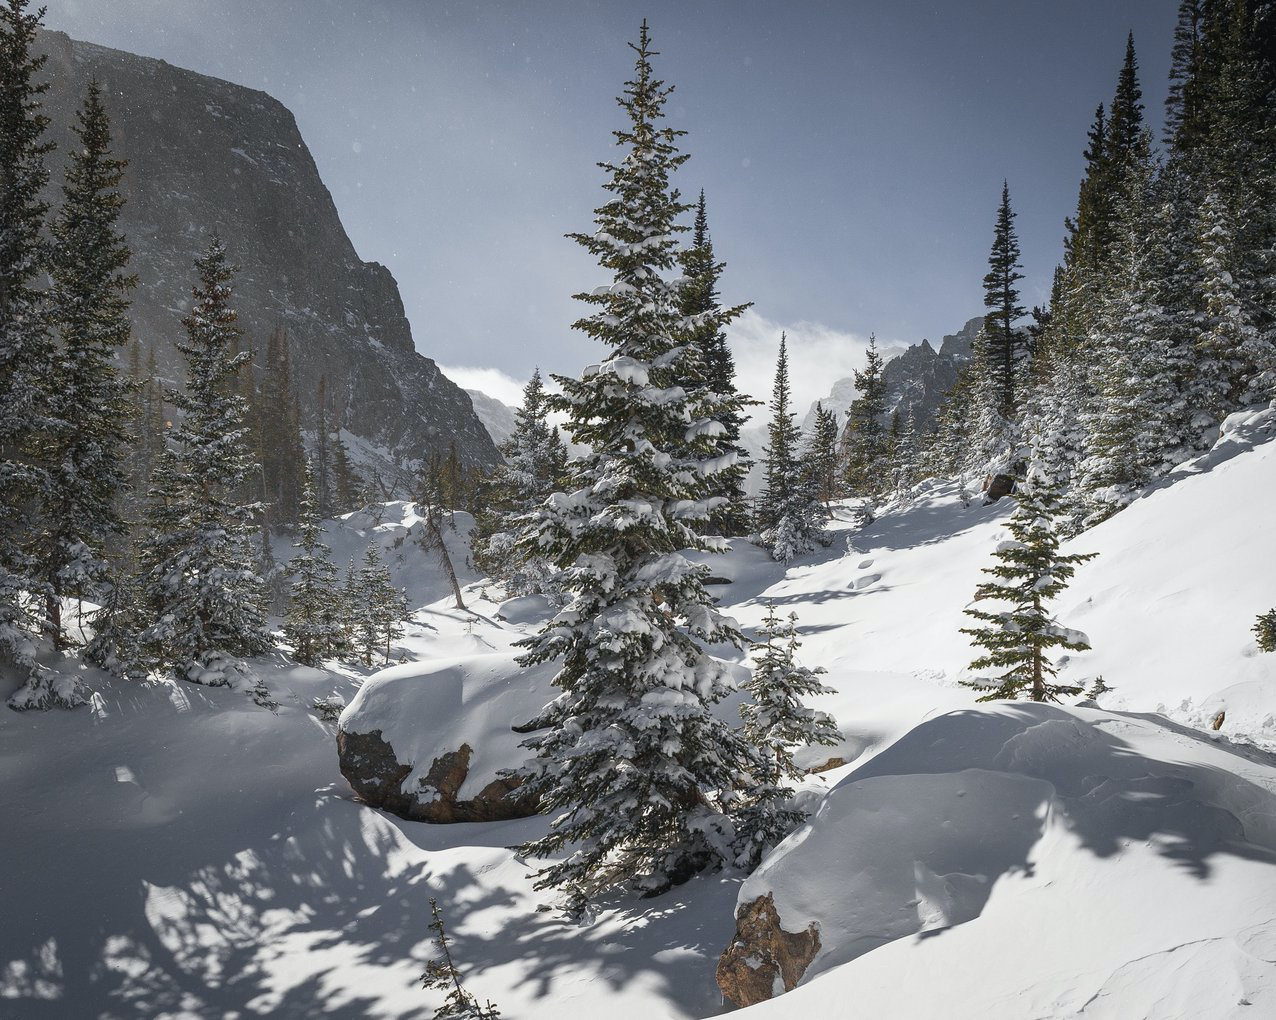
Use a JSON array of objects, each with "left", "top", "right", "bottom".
[{"left": 3, "top": 405, "right": 1273, "bottom": 1018}]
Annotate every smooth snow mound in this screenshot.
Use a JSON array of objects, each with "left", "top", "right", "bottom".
[
  {"left": 340, "top": 651, "right": 556, "bottom": 800},
  {"left": 741, "top": 702, "right": 1276, "bottom": 1018}
]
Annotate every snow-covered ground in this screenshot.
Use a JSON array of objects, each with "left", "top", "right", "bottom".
[{"left": 2, "top": 409, "right": 1274, "bottom": 1018}]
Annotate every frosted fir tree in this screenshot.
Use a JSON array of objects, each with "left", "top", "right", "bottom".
[
  {"left": 889, "top": 410, "right": 920, "bottom": 497},
  {"left": 513, "top": 22, "right": 765, "bottom": 906},
  {"left": 31, "top": 81, "right": 137, "bottom": 656},
  {"left": 921, "top": 362, "right": 977, "bottom": 479},
  {"left": 734, "top": 603, "right": 842, "bottom": 868},
  {"left": 961, "top": 472, "right": 1096, "bottom": 702},
  {"left": 84, "top": 574, "right": 149, "bottom": 682},
  {"left": 1191, "top": 191, "right": 1254, "bottom": 433},
  {"left": 807, "top": 401, "right": 841, "bottom": 504},
  {"left": 1024, "top": 349, "right": 1092, "bottom": 517},
  {"left": 679, "top": 190, "right": 753, "bottom": 535},
  {"left": 420, "top": 899, "right": 502, "bottom": 1020},
  {"left": 0, "top": 0, "right": 56, "bottom": 697},
  {"left": 1075, "top": 159, "right": 1192, "bottom": 525},
  {"left": 471, "top": 369, "right": 567, "bottom": 597},
  {"left": 139, "top": 239, "right": 272, "bottom": 684},
  {"left": 839, "top": 333, "right": 891, "bottom": 496},
  {"left": 283, "top": 465, "right": 345, "bottom": 666},
  {"left": 758, "top": 334, "right": 829, "bottom": 562},
  {"left": 349, "top": 545, "right": 407, "bottom": 666}
]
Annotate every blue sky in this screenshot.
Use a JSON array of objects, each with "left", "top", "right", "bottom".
[{"left": 43, "top": 0, "right": 1176, "bottom": 411}]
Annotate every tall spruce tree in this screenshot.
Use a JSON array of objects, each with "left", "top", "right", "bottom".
[
  {"left": 1191, "top": 190, "right": 1252, "bottom": 431},
  {"left": 759, "top": 334, "right": 827, "bottom": 562},
  {"left": 513, "top": 22, "right": 767, "bottom": 906},
  {"left": 31, "top": 81, "right": 136, "bottom": 655},
  {"left": 807, "top": 401, "right": 840, "bottom": 504},
  {"left": 679, "top": 190, "right": 753, "bottom": 535},
  {"left": 839, "top": 333, "right": 891, "bottom": 495},
  {"left": 962, "top": 473, "right": 1096, "bottom": 702},
  {"left": 0, "top": 0, "right": 55, "bottom": 693},
  {"left": 981, "top": 181, "right": 1029, "bottom": 420},
  {"left": 139, "top": 239, "right": 272, "bottom": 683},
  {"left": 1166, "top": 0, "right": 1208, "bottom": 148}
]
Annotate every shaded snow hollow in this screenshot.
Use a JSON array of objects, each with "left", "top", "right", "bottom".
[{"left": 1, "top": 408, "right": 1274, "bottom": 1018}]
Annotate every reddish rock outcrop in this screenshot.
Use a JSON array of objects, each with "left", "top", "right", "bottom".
[
  {"left": 336, "top": 729, "right": 536, "bottom": 823},
  {"left": 716, "top": 893, "right": 821, "bottom": 1008}
]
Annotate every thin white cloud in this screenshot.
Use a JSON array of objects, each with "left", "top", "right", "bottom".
[
  {"left": 726, "top": 309, "right": 907, "bottom": 428},
  {"left": 439, "top": 365, "right": 528, "bottom": 409}
]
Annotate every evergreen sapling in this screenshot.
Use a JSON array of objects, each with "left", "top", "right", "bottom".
[{"left": 962, "top": 472, "right": 1096, "bottom": 702}]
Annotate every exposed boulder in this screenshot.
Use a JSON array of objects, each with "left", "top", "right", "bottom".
[
  {"left": 336, "top": 729, "right": 534, "bottom": 823},
  {"left": 716, "top": 893, "right": 821, "bottom": 1008}
]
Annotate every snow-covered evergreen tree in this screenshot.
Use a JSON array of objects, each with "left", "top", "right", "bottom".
[
  {"left": 733, "top": 604, "right": 842, "bottom": 869},
  {"left": 742, "top": 603, "right": 842, "bottom": 781},
  {"left": 758, "top": 334, "right": 828, "bottom": 562},
  {"left": 679, "top": 189, "right": 753, "bottom": 535},
  {"left": 807, "top": 401, "right": 840, "bottom": 504},
  {"left": 32, "top": 81, "right": 136, "bottom": 653},
  {"left": 471, "top": 369, "right": 567, "bottom": 596},
  {"left": 1255, "top": 609, "right": 1276, "bottom": 654},
  {"left": 1191, "top": 191, "right": 1254, "bottom": 433},
  {"left": 961, "top": 472, "right": 1096, "bottom": 702},
  {"left": 283, "top": 465, "right": 345, "bottom": 666},
  {"left": 1075, "top": 153, "right": 1191, "bottom": 524},
  {"left": 349, "top": 545, "right": 407, "bottom": 667},
  {"left": 84, "top": 573, "right": 149, "bottom": 681},
  {"left": 981, "top": 181, "right": 1031, "bottom": 420},
  {"left": 839, "top": 333, "right": 891, "bottom": 495},
  {"left": 139, "top": 239, "right": 272, "bottom": 684},
  {"left": 889, "top": 410, "right": 919, "bottom": 496},
  {"left": 513, "top": 22, "right": 765, "bottom": 906},
  {"left": 0, "top": 0, "right": 56, "bottom": 699}
]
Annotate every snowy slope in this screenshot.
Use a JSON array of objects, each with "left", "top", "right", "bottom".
[
  {"left": 3, "top": 408, "right": 1274, "bottom": 1018},
  {"left": 740, "top": 703, "right": 1276, "bottom": 1020}
]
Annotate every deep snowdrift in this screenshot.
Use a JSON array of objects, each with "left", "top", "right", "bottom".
[
  {"left": 739, "top": 703, "right": 1276, "bottom": 1019},
  {"left": 2, "top": 410, "right": 1274, "bottom": 1018}
]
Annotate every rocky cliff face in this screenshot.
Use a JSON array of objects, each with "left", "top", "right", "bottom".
[
  {"left": 803, "top": 315, "right": 980, "bottom": 435},
  {"left": 37, "top": 30, "right": 499, "bottom": 476},
  {"left": 880, "top": 315, "right": 980, "bottom": 430}
]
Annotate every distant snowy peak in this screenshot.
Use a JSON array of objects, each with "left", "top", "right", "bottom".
[
  {"left": 803, "top": 315, "right": 980, "bottom": 433},
  {"left": 465, "top": 390, "right": 518, "bottom": 449}
]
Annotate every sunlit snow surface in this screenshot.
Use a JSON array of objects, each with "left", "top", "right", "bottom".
[{"left": 2, "top": 408, "right": 1274, "bottom": 1018}]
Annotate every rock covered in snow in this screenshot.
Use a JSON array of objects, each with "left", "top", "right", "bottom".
[
  {"left": 336, "top": 730, "right": 532, "bottom": 823},
  {"left": 336, "top": 651, "right": 556, "bottom": 824}
]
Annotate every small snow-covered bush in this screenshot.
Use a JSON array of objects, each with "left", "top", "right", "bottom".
[{"left": 1255, "top": 609, "right": 1276, "bottom": 653}]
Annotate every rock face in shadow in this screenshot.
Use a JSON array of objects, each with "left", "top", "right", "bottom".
[
  {"left": 336, "top": 728, "right": 534, "bottom": 824},
  {"left": 716, "top": 893, "right": 821, "bottom": 1008},
  {"left": 36, "top": 29, "right": 499, "bottom": 476}
]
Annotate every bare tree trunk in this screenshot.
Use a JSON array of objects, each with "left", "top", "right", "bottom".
[{"left": 424, "top": 504, "right": 466, "bottom": 611}]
